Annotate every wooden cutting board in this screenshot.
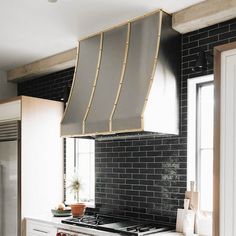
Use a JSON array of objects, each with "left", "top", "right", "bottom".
[{"left": 185, "top": 181, "right": 199, "bottom": 211}]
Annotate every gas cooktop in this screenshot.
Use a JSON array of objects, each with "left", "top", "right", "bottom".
[{"left": 61, "top": 214, "right": 172, "bottom": 236}]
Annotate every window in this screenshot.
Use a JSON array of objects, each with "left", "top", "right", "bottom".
[
  {"left": 197, "top": 82, "right": 214, "bottom": 211},
  {"left": 65, "top": 138, "right": 95, "bottom": 206},
  {"left": 188, "top": 75, "right": 214, "bottom": 212}
]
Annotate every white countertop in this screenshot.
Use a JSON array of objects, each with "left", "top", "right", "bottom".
[{"left": 26, "top": 212, "right": 65, "bottom": 226}]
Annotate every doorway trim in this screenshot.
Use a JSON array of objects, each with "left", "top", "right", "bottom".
[{"left": 214, "top": 41, "right": 236, "bottom": 236}]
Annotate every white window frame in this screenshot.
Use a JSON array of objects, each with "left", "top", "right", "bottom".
[
  {"left": 187, "top": 74, "right": 214, "bottom": 211},
  {"left": 65, "top": 138, "right": 95, "bottom": 207}
]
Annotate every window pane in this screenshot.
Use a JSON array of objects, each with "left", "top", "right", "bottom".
[
  {"left": 188, "top": 77, "right": 214, "bottom": 216},
  {"left": 198, "top": 83, "right": 214, "bottom": 212},
  {"left": 200, "top": 84, "right": 214, "bottom": 149},
  {"left": 76, "top": 153, "right": 95, "bottom": 202},
  {"left": 199, "top": 149, "right": 213, "bottom": 212},
  {"left": 78, "top": 139, "right": 95, "bottom": 153},
  {"left": 65, "top": 138, "right": 76, "bottom": 204},
  {"left": 76, "top": 139, "right": 95, "bottom": 203},
  {"left": 65, "top": 138, "right": 95, "bottom": 205}
]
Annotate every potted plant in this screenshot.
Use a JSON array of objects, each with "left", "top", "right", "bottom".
[{"left": 67, "top": 175, "right": 86, "bottom": 217}]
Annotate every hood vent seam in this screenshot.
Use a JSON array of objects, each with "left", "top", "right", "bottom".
[
  {"left": 109, "top": 23, "right": 131, "bottom": 132},
  {"left": 82, "top": 33, "right": 104, "bottom": 134}
]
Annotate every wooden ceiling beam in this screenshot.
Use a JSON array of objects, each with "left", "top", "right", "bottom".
[
  {"left": 172, "top": 0, "right": 236, "bottom": 34},
  {"left": 7, "top": 48, "right": 77, "bottom": 82}
]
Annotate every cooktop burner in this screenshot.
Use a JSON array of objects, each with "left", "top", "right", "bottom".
[
  {"left": 65, "top": 215, "right": 117, "bottom": 226},
  {"left": 61, "top": 214, "right": 172, "bottom": 236}
]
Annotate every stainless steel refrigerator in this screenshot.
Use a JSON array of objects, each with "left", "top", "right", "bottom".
[{"left": 0, "top": 121, "right": 21, "bottom": 236}]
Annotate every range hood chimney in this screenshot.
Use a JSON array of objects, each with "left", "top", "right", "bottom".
[{"left": 61, "top": 10, "right": 180, "bottom": 138}]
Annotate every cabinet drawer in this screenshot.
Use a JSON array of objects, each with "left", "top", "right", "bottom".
[{"left": 27, "top": 220, "right": 56, "bottom": 236}]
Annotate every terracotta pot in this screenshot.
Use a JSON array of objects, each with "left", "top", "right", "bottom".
[{"left": 70, "top": 203, "right": 86, "bottom": 217}]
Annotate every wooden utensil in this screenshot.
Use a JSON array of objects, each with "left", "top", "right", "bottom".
[{"left": 185, "top": 181, "right": 199, "bottom": 211}]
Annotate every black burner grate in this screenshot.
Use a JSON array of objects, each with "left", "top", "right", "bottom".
[{"left": 61, "top": 214, "right": 172, "bottom": 236}]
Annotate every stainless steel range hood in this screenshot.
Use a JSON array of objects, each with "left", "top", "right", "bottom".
[{"left": 61, "top": 10, "right": 180, "bottom": 138}]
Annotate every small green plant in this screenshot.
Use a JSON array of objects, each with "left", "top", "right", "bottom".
[{"left": 67, "top": 175, "right": 81, "bottom": 202}]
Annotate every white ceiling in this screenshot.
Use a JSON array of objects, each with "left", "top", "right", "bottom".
[{"left": 0, "top": 0, "right": 204, "bottom": 70}]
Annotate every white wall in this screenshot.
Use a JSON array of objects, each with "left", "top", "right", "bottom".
[{"left": 0, "top": 70, "right": 17, "bottom": 100}]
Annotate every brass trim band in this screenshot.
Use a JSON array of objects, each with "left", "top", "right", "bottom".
[
  {"left": 109, "top": 23, "right": 131, "bottom": 132},
  {"left": 61, "top": 42, "right": 80, "bottom": 123},
  {"left": 141, "top": 11, "right": 163, "bottom": 128},
  {"left": 62, "top": 127, "right": 144, "bottom": 138},
  {"left": 82, "top": 33, "right": 104, "bottom": 134}
]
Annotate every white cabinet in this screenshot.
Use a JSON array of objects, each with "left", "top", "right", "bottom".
[
  {"left": 0, "top": 98, "right": 21, "bottom": 121},
  {"left": 26, "top": 220, "right": 57, "bottom": 236}
]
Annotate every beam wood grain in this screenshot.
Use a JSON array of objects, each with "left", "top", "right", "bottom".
[
  {"left": 173, "top": 0, "right": 236, "bottom": 33},
  {"left": 7, "top": 48, "right": 77, "bottom": 82}
]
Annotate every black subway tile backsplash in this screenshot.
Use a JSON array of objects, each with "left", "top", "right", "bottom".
[
  {"left": 18, "top": 67, "right": 74, "bottom": 101},
  {"left": 219, "top": 30, "right": 236, "bottom": 40},
  {"left": 95, "top": 135, "right": 187, "bottom": 223},
  {"left": 17, "top": 17, "right": 236, "bottom": 225}
]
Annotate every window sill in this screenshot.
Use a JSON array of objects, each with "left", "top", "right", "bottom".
[{"left": 65, "top": 201, "right": 95, "bottom": 208}]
